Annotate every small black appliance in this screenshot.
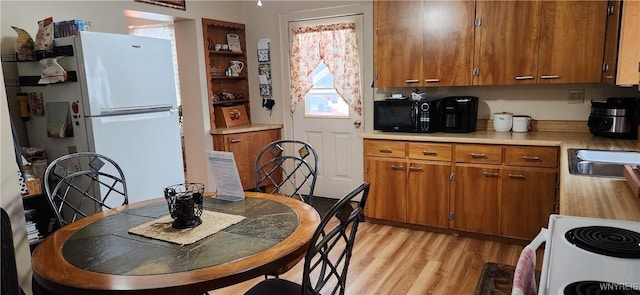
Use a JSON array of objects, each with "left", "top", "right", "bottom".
[
  {"left": 440, "top": 96, "right": 478, "bottom": 133},
  {"left": 587, "top": 97, "right": 638, "bottom": 139},
  {"left": 373, "top": 99, "right": 440, "bottom": 132}
]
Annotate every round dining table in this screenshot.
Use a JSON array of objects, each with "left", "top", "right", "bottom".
[{"left": 31, "top": 192, "right": 321, "bottom": 295}]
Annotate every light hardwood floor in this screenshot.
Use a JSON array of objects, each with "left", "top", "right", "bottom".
[{"left": 210, "top": 221, "right": 540, "bottom": 295}]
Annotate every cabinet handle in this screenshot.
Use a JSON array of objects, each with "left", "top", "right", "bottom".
[
  {"left": 515, "top": 76, "right": 534, "bottom": 80},
  {"left": 405, "top": 79, "right": 420, "bottom": 83},
  {"left": 424, "top": 78, "right": 440, "bottom": 83},
  {"left": 390, "top": 165, "right": 404, "bottom": 170},
  {"left": 470, "top": 153, "right": 487, "bottom": 158},
  {"left": 483, "top": 172, "right": 499, "bottom": 177},
  {"left": 409, "top": 166, "right": 423, "bottom": 171},
  {"left": 540, "top": 75, "right": 560, "bottom": 79},
  {"left": 378, "top": 148, "right": 393, "bottom": 153},
  {"left": 230, "top": 139, "right": 242, "bottom": 143},
  {"left": 508, "top": 174, "right": 525, "bottom": 179},
  {"left": 522, "top": 156, "right": 540, "bottom": 161},
  {"left": 422, "top": 151, "right": 438, "bottom": 156}
]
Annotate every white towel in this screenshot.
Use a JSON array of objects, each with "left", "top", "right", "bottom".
[{"left": 512, "top": 246, "right": 537, "bottom": 295}]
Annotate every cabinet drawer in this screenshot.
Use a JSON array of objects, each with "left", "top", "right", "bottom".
[
  {"left": 408, "top": 143, "right": 452, "bottom": 161},
  {"left": 365, "top": 140, "right": 406, "bottom": 158},
  {"left": 504, "top": 146, "right": 559, "bottom": 168},
  {"left": 454, "top": 144, "right": 503, "bottom": 164}
]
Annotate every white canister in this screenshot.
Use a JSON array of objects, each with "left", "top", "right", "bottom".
[
  {"left": 493, "top": 112, "right": 513, "bottom": 132},
  {"left": 512, "top": 115, "right": 531, "bottom": 132}
]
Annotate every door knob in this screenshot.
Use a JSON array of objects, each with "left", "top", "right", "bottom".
[{"left": 353, "top": 120, "right": 361, "bottom": 128}]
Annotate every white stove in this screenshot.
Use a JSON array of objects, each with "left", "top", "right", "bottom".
[{"left": 538, "top": 214, "right": 640, "bottom": 294}]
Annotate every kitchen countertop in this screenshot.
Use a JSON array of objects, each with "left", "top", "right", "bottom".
[
  {"left": 362, "top": 130, "right": 640, "bottom": 222},
  {"left": 209, "top": 123, "right": 282, "bottom": 135}
]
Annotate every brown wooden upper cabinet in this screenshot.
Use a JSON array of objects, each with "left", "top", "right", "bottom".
[
  {"left": 374, "top": 0, "right": 475, "bottom": 87},
  {"left": 473, "top": 1, "right": 542, "bottom": 85},
  {"left": 602, "top": 0, "right": 640, "bottom": 86},
  {"left": 537, "top": 1, "right": 608, "bottom": 84},
  {"left": 374, "top": 0, "right": 609, "bottom": 87}
]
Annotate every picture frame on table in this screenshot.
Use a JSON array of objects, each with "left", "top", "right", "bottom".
[{"left": 135, "top": 0, "right": 186, "bottom": 10}]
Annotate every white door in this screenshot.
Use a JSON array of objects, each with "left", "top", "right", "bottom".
[{"left": 288, "top": 15, "right": 365, "bottom": 199}]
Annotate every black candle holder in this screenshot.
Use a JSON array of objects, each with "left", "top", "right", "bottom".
[{"left": 164, "top": 183, "right": 204, "bottom": 229}]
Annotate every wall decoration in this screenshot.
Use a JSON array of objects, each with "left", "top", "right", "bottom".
[
  {"left": 135, "top": 0, "right": 186, "bottom": 10},
  {"left": 257, "top": 38, "right": 274, "bottom": 114},
  {"left": 29, "top": 92, "right": 44, "bottom": 116}
]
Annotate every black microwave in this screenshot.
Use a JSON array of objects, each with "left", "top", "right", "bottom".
[{"left": 374, "top": 99, "right": 440, "bottom": 132}]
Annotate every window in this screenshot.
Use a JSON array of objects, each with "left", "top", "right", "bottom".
[
  {"left": 128, "top": 23, "right": 181, "bottom": 106},
  {"left": 304, "top": 62, "right": 349, "bottom": 117}
]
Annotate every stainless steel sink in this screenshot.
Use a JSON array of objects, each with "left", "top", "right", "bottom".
[{"left": 568, "top": 149, "right": 640, "bottom": 178}]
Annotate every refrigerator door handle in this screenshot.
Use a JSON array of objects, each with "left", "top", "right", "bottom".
[{"left": 96, "top": 105, "right": 174, "bottom": 117}]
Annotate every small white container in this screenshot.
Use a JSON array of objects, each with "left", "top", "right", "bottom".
[
  {"left": 512, "top": 115, "right": 531, "bottom": 132},
  {"left": 493, "top": 112, "right": 513, "bottom": 132}
]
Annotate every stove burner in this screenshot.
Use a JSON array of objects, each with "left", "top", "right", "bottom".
[
  {"left": 564, "top": 281, "right": 640, "bottom": 295},
  {"left": 565, "top": 226, "right": 640, "bottom": 259}
]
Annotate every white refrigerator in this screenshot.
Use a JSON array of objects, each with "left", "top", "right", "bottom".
[{"left": 18, "top": 31, "right": 184, "bottom": 204}]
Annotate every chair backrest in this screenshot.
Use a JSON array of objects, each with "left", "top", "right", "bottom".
[
  {"left": 254, "top": 140, "right": 318, "bottom": 204},
  {"left": 44, "top": 152, "right": 128, "bottom": 226},
  {"left": 301, "top": 182, "right": 370, "bottom": 295}
]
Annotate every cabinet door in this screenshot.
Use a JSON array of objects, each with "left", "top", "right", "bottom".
[
  {"left": 602, "top": 0, "right": 621, "bottom": 85},
  {"left": 451, "top": 165, "right": 500, "bottom": 235},
  {"left": 374, "top": 1, "right": 424, "bottom": 87},
  {"left": 422, "top": 0, "right": 475, "bottom": 86},
  {"left": 474, "top": 1, "right": 542, "bottom": 85},
  {"left": 214, "top": 129, "right": 281, "bottom": 190},
  {"left": 407, "top": 161, "right": 450, "bottom": 228},
  {"left": 364, "top": 157, "right": 407, "bottom": 222},
  {"left": 500, "top": 168, "right": 557, "bottom": 240},
  {"left": 616, "top": 0, "right": 640, "bottom": 86},
  {"left": 538, "top": 1, "right": 608, "bottom": 84}
]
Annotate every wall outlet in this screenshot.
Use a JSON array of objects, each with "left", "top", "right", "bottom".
[{"left": 568, "top": 89, "right": 585, "bottom": 104}]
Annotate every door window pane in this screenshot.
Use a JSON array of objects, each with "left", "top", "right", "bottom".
[{"left": 304, "top": 62, "right": 349, "bottom": 117}]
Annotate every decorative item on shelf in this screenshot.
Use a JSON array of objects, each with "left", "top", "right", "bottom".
[
  {"left": 53, "top": 19, "right": 91, "bottom": 38},
  {"left": 226, "top": 33, "right": 241, "bottom": 52},
  {"left": 212, "top": 93, "right": 221, "bottom": 102},
  {"left": 11, "top": 26, "right": 34, "bottom": 61},
  {"left": 35, "top": 17, "right": 54, "bottom": 53},
  {"left": 164, "top": 183, "right": 204, "bottom": 229},
  {"left": 210, "top": 64, "right": 225, "bottom": 77},
  {"left": 207, "top": 38, "right": 213, "bottom": 50},
  {"left": 214, "top": 104, "right": 249, "bottom": 128},
  {"left": 38, "top": 58, "right": 67, "bottom": 84},
  {"left": 219, "top": 90, "right": 235, "bottom": 101},
  {"left": 228, "top": 60, "right": 244, "bottom": 77}
]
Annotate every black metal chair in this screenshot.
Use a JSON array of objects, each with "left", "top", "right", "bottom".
[
  {"left": 245, "top": 182, "right": 370, "bottom": 295},
  {"left": 43, "top": 152, "right": 128, "bottom": 227},
  {"left": 254, "top": 140, "right": 318, "bottom": 204}
]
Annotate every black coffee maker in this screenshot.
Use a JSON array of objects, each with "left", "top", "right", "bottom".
[{"left": 440, "top": 96, "right": 479, "bottom": 133}]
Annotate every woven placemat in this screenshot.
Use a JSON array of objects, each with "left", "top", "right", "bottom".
[{"left": 128, "top": 210, "right": 245, "bottom": 245}]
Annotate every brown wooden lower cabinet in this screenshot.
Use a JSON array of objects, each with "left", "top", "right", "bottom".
[
  {"left": 212, "top": 128, "right": 280, "bottom": 190},
  {"left": 365, "top": 157, "right": 407, "bottom": 222},
  {"left": 407, "top": 161, "right": 450, "bottom": 228},
  {"left": 451, "top": 165, "right": 500, "bottom": 235},
  {"left": 363, "top": 139, "right": 559, "bottom": 241},
  {"left": 500, "top": 168, "right": 557, "bottom": 239}
]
